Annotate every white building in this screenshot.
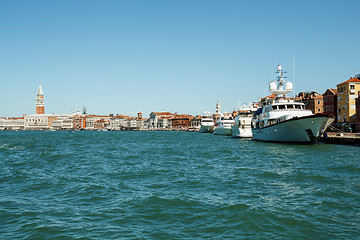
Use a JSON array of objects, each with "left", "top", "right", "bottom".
[
  {"left": 85, "top": 116, "right": 111, "bottom": 130},
  {"left": 24, "top": 114, "right": 56, "bottom": 130},
  {"left": 109, "top": 118, "right": 127, "bottom": 130},
  {"left": 0, "top": 118, "right": 24, "bottom": 130},
  {"left": 51, "top": 114, "right": 73, "bottom": 130},
  {"left": 149, "top": 111, "right": 174, "bottom": 129}
]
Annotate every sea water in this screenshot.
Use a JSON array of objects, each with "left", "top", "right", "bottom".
[{"left": 1, "top": 131, "right": 359, "bottom": 239}]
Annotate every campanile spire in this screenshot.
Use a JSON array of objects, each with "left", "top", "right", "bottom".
[{"left": 36, "top": 84, "right": 45, "bottom": 114}]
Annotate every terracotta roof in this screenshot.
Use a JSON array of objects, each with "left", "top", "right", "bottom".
[
  {"left": 337, "top": 78, "right": 360, "bottom": 86},
  {"left": 152, "top": 112, "right": 174, "bottom": 116},
  {"left": 172, "top": 114, "right": 194, "bottom": 119},
  {"left": 330, "top": 88, "right": 337, "bottom": 94},
  {"left": 262, "top": 93, "right": 276, "bottom": 99},
  {"left": 159, "top": 116, "right": 174, "bottom": 119}
]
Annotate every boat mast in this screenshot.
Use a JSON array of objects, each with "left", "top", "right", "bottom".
[{"left": 269, "top": 65, "right": 293, "bottom": 99}]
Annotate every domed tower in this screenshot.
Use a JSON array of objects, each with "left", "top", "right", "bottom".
[{"left": 36, "top": 84, "right": 45, "bottom": 114}]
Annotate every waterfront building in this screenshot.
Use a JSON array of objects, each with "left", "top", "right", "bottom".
[
  {"left": 323, "top": 88, "right": 338, "bottom": 122},
  {"left": 356, "top": 95, "right": 360, "bottom": 132},
  {"left": 144, "top": 118, "right": 151, "bottom": 129},
  {"left": 149, "top": 111, "right": 175, "bottom": 129},
  {"left": 336, "top": 77, "right": 360, "bottom": 127},
  {"left": 72, "top": 116, "right": 86, "bottom": 130},
  {"left": 190, "top": 115, "right": 202, "bottom": 128},
  {"left": 172, "top": 114, "right": 194, "bottom": 130},
  {"left": 259, "top": 94, "right": 276, "bottom": 107},
  {"left": 297, "top": 91, "right": 324, "bottom": 114},
  {"left": 50, "top": 114, "right": 73, "bottom": 130},
  {"left": 94, "top": 119, "right": 110, "bottom": 130},
  {"left": 0, "top": 118, "right": 7, "bottom": 130},
  {"left": 108, "top": 114, "right": 137, "bottom": 130},
  {"left": 135, "top": 113, "right": 145, "bottom": 130},
  {"left": 157, "top": 116, "right": 172, "bottom": 129},
  {"left": 36, "top": 84, "right": 45, "bottom": 114},
  {"left": 109, "top": 118, "right": 122, "bottom": 130},
  {"left": 85, "top": 115, "right": 112, "bottom": 130},
  {"left": 126, "top": 118, "right": 138, "bottom": 129},
  {"left": 24, "top": 114, "right": 57, "bottom": 130},
  {"left": 0, "top": 117, "right": 24, "bottom": 130}
]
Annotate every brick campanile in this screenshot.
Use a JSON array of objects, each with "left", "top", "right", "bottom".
[{"left": 36, "top": 84, "right": 45, "bottom": 114}]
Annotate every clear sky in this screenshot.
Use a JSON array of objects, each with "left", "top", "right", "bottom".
[{"left": 1, "top": 0, "right": 359, "bottom": 117}]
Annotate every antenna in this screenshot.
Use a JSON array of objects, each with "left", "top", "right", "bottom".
[
  {"left": 353, "top": 66, "right": 359, "bottom": 78},
  {"left": 264, "top": 65, "right": 267, "bottom": 96},
  {"left": 293, "top": 51, "right": 296, "bottom": 96}
]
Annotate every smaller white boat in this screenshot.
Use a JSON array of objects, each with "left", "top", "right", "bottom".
[
  {"left": 199, "top": 112, "right": 215, "bottom": 133},
  {"left": 214, "top": 115, "right": 234, "bottom": 136},
  {"left": 199, "top": 118, "right": 215, "bottom": 133},
  {"left": 232, "top": 105, "right": 257, "bottom": 138}
]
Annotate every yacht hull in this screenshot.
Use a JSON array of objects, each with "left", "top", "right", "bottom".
[
  {"left": 252, "top": 114, "right": 334, "bottom": 144},
  {"left": 231, "top": 125, "right": 253, "bottom": 138},
  {"left": 214, "top": 125, "right": 232, "bottom": 136},
  {"left": 199, "top": 125, "right": 214, "bottom": 133}
]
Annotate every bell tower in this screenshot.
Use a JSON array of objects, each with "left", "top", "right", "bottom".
[
  {"left": 216, "top": 100, "right": 221, "bottom": 115},
  {"left": 36, "top": 84, "right": 45, "bottom": 114}
]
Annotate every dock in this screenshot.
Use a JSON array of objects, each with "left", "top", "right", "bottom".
[{"left": 321, "top": 132, "right": 360, "bottom": 145}]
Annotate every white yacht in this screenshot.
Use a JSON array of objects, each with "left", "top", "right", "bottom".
[
  {"left": 199, "top": 112, "right": 215, "bottom": 133},
  {"left": 251, "top": 65, "right": 334, "bottom": 144},
  {"left": 232, "top": 105, "right": 257, "bottom": 138},
  {"left": 214, "top": 115, "right": 234, "bottom": 136}
]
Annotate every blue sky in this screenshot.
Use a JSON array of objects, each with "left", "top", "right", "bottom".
[{"left": 1, "top": 0, "right": 359, "bottom": 117}]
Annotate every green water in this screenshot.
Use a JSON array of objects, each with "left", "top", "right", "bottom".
[{"left": 1, "top": 131, "right": 359, "bottom": 239}]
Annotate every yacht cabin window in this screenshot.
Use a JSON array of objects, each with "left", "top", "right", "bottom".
[
  {"left": 272, "top": 106, "right": 278, "bottom": 110},
  {"left": 278, "top": 105, "right": 286, "bottom": 110},
  {"left": 286, "top": 105, "right": 294, "bottom": 109},
  {"left": 295, "top": 105, "right": 301, "bottom": 109}
]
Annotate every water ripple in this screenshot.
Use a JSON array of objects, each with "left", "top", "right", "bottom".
[{"left": 0, "top": 131, "right": 359, "bottom": 239}]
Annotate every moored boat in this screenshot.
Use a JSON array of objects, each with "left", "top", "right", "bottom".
[
  {"left": 214, "top": 115, "right": 234, "bottom": 136},
  {"left": 251, "top": 65, "right": 334, "bottom": 144},
  {"left": 199, "top": 117, "right": 215, "bottom": 133},
  {"left": 232, "top": 105, "right": 257, "bottom": 138}
]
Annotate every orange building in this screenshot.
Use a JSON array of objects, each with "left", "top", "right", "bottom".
[
  {"left": 336, "top": 77, "right": 360, "bottom": 124},
  {"left": 356, "top": 95, "right": 360, "bottom": 132},
  {"left": 298, "top": 91, "right": 324, "bottom": 114},
  {"left": 171, "top": 114, "right": 194, "bottom": 130},
  {"left": 72, "top": 116, "right": 86, "bottom": 130},
  {"left": 323, "top": 88, "right": 337, "bottom": 121}
]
